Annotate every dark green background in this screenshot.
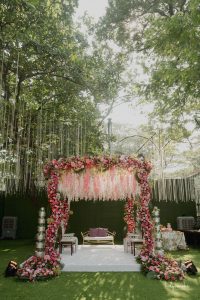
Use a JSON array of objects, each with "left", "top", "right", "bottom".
[{"left": 0, "top": 191, "right": 197, "bottom": 243}]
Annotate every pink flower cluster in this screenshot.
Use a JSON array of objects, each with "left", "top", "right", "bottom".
[
  {"left": 137, "top": 253, "right": 185, "bottom": 281},
  {"left": 43, "top": 155, "right": 152, "bottom": 179},
  {"left": 124, "top": 198, "right": 136, "bottom": 233},
  {"left": 17, "top": 255, "right": 58, "bottom": 281}
]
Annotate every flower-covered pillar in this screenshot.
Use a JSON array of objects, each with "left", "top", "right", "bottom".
[
  {"left": 45, "top": 170, "right": 69, "bottom": 264},
  {"left": 137, "top": 162, "right": 154, "bottom": 255},
  {"left": 124, "top": 197, "right": 136, "bottom": 233}
]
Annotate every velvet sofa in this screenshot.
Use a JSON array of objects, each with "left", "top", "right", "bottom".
[{"left": 81, "top": 228, "right": 115, "bottom": 245}]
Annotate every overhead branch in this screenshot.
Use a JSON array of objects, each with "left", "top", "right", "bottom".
[
  {"left": 98, "top": 98, "right": 115, "bottom": 126},
  {"left": 24, "top": 71, "right": 83, "bottom": 86},
  {"left": 136, "top": 133, "right": 157, "bottom": 153}
]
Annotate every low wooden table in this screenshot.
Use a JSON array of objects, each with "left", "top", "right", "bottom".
[{"left": 59, "top": 240, "right": 76, "bottom": 255}]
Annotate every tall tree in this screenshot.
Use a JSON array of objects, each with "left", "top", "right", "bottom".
[
  {"left": 0, "top": 0, "right": 127, "bottom": 193},
  {"left": 99, "top": 0, "right": 200, "bottom": 126}
]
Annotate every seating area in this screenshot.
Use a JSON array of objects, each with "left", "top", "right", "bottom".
[
  {"left": 81, "top": 228, "right": 115, "bottom": 245},
  {"left": 123, "top": 233, "right": 144, "bottom": 255},
  {"left": 59, "top": 233, "right": 78, "bottom": 255}
]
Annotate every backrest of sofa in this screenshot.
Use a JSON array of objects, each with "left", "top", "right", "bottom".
[{"left": 89, "top": 228, "right": 108, "bottom": 237}]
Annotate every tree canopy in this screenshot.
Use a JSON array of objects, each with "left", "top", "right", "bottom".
[
  {"left": 0, "top": 0, "right": 127, "bottom": 193},
  {"left": 99, "top": 0, "right": 200, "bottom": 125}
]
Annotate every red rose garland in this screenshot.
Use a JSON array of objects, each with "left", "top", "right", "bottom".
[
  {"left": 45, "top": 171, "right": 69, "bottom": 264},
  {"left": 124, "top": 197, "right": 136, "bottom": 233},
  {"left": 17, "top": 170, "right": 69, "bottom": 281},
  {"left": 137, "top": 168, "right": 154, "bottom": 254}
]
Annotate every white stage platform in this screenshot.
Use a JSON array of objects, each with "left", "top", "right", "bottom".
[{"left": 61, "top": 245, "right": 141, "bottom": 272}]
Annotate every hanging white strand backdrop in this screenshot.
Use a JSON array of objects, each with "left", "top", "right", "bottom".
[{"left": 58, "top": 167, "right": 139, "bottom": 201}]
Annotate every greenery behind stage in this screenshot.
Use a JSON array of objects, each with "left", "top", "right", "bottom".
[{"left": 0, "top": 192, "right": 196, "bottom": 242}]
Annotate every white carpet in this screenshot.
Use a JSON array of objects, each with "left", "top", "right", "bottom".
[{"left": 61, "top": 245, "right": 141, "bottom": 272}]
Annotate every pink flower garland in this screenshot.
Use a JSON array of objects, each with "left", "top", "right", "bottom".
[
  {"left": 43, "top": 156, "right": 144, "bottom": 179},
  {"left": 17, "top": 170, "right": 69, "bottom": 281},
  {"left": 137, "top": 167, "right": 154, "bottom": 254},
  {"left": 45, "top": 171, "right": 69, "bottom": 264},
  {"left": 124, "top": 198, "right": 136, "bottom": 233}
]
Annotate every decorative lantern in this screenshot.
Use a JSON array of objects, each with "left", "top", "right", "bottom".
[
  {"left": 152, "top": 206, "right": 164, "bottom": 256},
  {"left": 35, "top": 207, "right": 46, "bottom": 258}
]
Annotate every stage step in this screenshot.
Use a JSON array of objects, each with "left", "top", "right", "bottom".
[{"left": 61, "top": 245, "right": 141, "bottom": 272}]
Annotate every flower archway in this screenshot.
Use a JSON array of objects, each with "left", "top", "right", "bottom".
[
  {"left": 17, "top": 155, "right": 185, "bottom": 281},
  {"left": 43, "top": 155, "right": 154, "bottom": 263}
]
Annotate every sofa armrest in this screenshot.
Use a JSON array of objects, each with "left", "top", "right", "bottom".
[
  {"left": 108, "top": 231, "right": 116, "bottom": 237},
  {"left": 81, "top": 231, "right": 89, "bottom": 238}
]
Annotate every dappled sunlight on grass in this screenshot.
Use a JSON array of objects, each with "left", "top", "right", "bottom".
[
  {"left": 161, "top": 277, "right": 200, "bottom": 300},
  {"left": 160, "top": 249, "right": 200, "bottom": 300},
  {"left": 56, "top": 272, "right": 170, "bottom": 300},
  {"left": 0, "top": 240, "right": 199, "bottom": 300}
]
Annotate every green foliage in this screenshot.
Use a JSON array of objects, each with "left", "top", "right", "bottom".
[
  {"left": 142, "top": 1, "right": 200, "bottom": 119},
  {"left": 100, "top": 0, "right": 200, "bottom": 124},
  {"left": 0, "top": 240, "right": 200, "bottom": 300},
  {"left": 98, "top": 0, "right": 188, "bottom": 45},
  {"left": 0, "top": 0, "right": 128, "bottom": 192}
]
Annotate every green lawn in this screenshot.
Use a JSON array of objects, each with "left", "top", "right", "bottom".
[{"left": 0, "top": 240, "right": 200, "bottom": 300}]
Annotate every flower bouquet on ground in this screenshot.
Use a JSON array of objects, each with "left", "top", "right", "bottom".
[
  {"left": 17, "top": 254, "right": 61, "bottom": 282},
  {"left": 137, "top": 252, "right": 185, "bottom": 281}
]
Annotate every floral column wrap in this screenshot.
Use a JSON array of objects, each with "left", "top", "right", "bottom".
[
  {"left": 124, "top": 197, "right": 136, "bottom": 233},
  {"left": 45, "top": 171, "right": 69, "bottom": 265},
  {"left": 16, "top": 170, "right": 69, "bottom": 282},
  {"left": 137, "top": 162, "right": 154, "bottom": 255}
]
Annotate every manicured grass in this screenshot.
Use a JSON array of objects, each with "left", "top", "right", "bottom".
[{"left": 0, "top": 240, "right": 200, "bottom": 300}]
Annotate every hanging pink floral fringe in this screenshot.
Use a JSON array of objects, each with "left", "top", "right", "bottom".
[{"left": 58, "top": 167, "right": 137, "bottom": 201}]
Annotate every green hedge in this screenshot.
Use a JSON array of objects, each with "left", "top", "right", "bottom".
[
  {"left": 0, "top": 191, "right": 49, "bottom": 239},
  {"left": 150, "top": 200, "right": 196, "bottom": 230},
  {"left": 0, "top": 191, "right": 197, "bottom": 242},
  {"left": 68, "top": 200, "right": 126, "bottom": 243}
]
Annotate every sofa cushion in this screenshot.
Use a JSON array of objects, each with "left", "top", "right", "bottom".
[
  {"left": 98, "top": 228, "right": 108, "bottom": 237},
  {"left": 89, "top": 228, "right": 99, "bottom": 237},
  {"left": 84, "top": 236, "right": 113, "bottom": 241}
]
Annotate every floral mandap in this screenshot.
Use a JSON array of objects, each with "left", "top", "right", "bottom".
[{"left": 17, "top": 155, "right": 184, "bottom": 281}]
